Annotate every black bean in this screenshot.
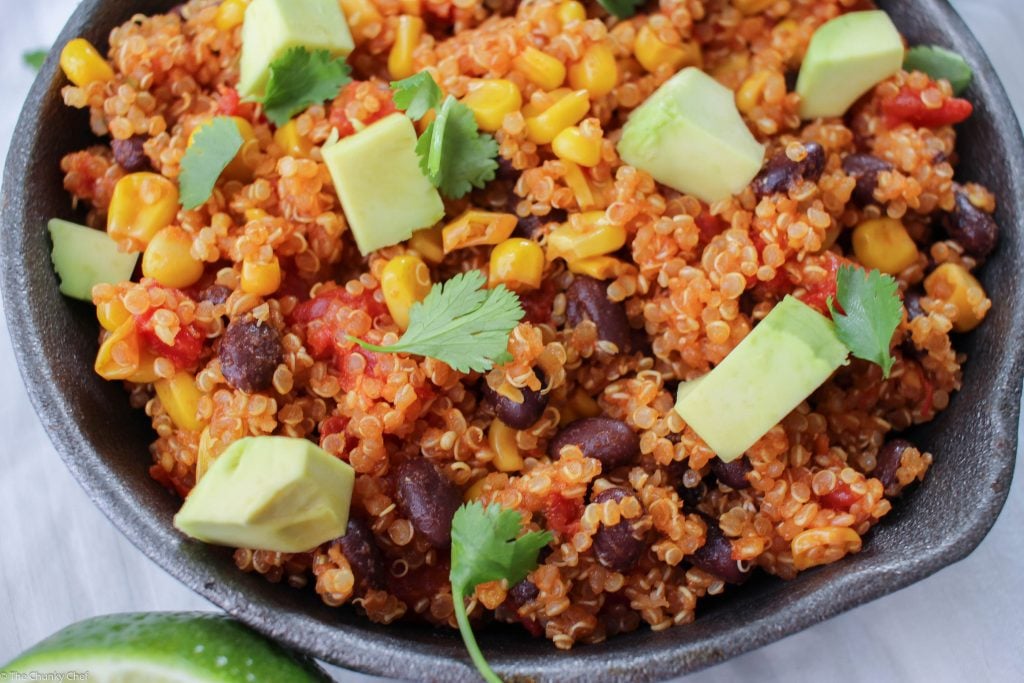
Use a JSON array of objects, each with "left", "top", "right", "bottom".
[
  {"left": 752, "top": 142, "right": 825, "bottom": 198},
  {"left": 710, "top": 456, "right": 751, "bottom": 490},
  {"left": 903, "top": 289, "right": 925, "bottom": 321},
  {"left": 335, "top": 516, "right": 385, "bottom": 595},
  {"left": 591, "top": 487, "right": 646, "bottom": 573},
  {"left": 506, "top": 579, "right": 539, "bottom": 609},
  {"left": 513, "top": 208, "right": 567, "bottom": 239},
  {"left": 874, "top": 439, "right": 913, "bottom": 497},
  {"left": 481, "top": 371, "right": 549, "bottom": 429},
  {"left": 688, "top": 514, "right": 749, "bottom": 584},
  {"left": 394, "top": 459, "right": 461, "bottom": 548},
  {"left": 111, "top": 135, "right": 150, "bottom": 173},
  {"left": 548, "top": 417, "right": 639, "bottom": 469},
  {"left": 199, "top": 284, "right": 232, "bottom": 306},
  {"left": 943, "top": 188, "right": 999, "bottom": 257},
  {"left": 842, "top": 153, "right": 892, "bottom": 206},
  {"left": 219, "top": 316, "right": 283, "bottom": 393},
  {"left": 677, "top": 480, "right": 707, "bottom": 510},
  {"left": 565, "top": 275, "right": 631, "bottom": 351}
]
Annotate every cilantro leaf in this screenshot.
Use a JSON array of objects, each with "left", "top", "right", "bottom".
[
  {"left": 596, "top": 0, "right": 646, "bottom": 19},
  {"left": 415, "top": 95, "right": 499, "bottom": 199},
  {"left": 260, "top": 47, "right": 351, "bottom": 126},
  {"left": 23, "top": 48, "right": 48, "bottom": 71},
  {"left": 349, "top": 270, "right": 524, "bottom": 373},
  {"left": 827, "top": 265, "right": 902, "bottom": 377},
  {"left": 904, "top": 45, "right": 972, "bottom": 95},
  {"left": 450, "top": 502, "right": 553, "bottom": 683},
  {"left": 179, "top": 117, "right": 244, "bottom": 210},
  {"left": 391, "top": 72, "right": 442, "bottom": 121}
]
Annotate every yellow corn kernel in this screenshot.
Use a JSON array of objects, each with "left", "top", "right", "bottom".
[
  {"left": 734, "top": 0, "right": 776, "bottom": 15},
  {"left": 514, "top": 47, "right": 566, "bottom": 91},
  {"left": 489, "top": 238, "right": 545, "bottom": 292},
  {"left": 525, "top": 89, "right": 590, "bottom": 144},
  {"left": 736, "top": 69, "right": 772, "bottom": 114},
  {"left": 558, "top": 387, "right": 601, "bottom": 426},
  {"left": 568, "top": 255, "right": 628, "bottom": 280},
  {"left": 557, "top": 0, "right": 586, "bottom": 25},
  {"left": 407, "top": 227, "right": 445, "bottom": 264},
  {"left": 488, "top": 420, "right": 524, "bottom": 472},
  {"left": 710, "top": 52, "right": 750, "bottom": 88},
  {"left": 521, "top": 88, "right": 572, "bottom": 118},
  {"left": 155, "top": 372, "right": 204, "bottom": 432},
  {"left": 127, "top": 351, "right": 161, "bottom": 384},
  {"left": 60, "top": 38, "right": 114, "bottom": 88},
  {"left": 188, "top": 116, "right": 255, "bottom": 182},
  {"left": 107, "top": 172, "right": 180, "bottom": 251},
  {"left": 634, "top": 25, "right": 702, "bottom": 74},
  {"left": 244, "top": 208, "right": 268, "bottom": 222},
  {"left": 398, "top": 0, "right": 422, "bottom": 15},
  {"left": 462, "top": 79, "right": 523, "bottom": 133},
  {"left": 852, "top": 218, "right": 919, "bottom": 275},
  {"left": 94, "top": 318, "right": 141, "bottom": 381},
  {"left": 791, "top": 526, "right": 862, "bottom": 571},
  {"left": 924, "top": 262, "right": 989, "bottom": 333},
  {"left": 215, "top": 0, "right": 249, "bottom": 31},
  {"left": 142, "top": 226, "right": 204, "bottom": 289},
  {"left": 562, "top": 161, "right": 597, "bottom": 210},
  {"left": 339, "top": 0, "right": 384, "bottom": 43},
  {"left": 388, "top": 15, "right": 425, "bottom": 80},
  {"left": 465, "top": 477, "right": 489, "bottom": 502},
  {"left": 547, "top": 212, "right": 626, "bottom": 262},
  {"left": 442, "top": 211, "right": 518, "bottom": 253},
  {"left": 568, "top": 43, "right": 618, "bottom": 98},
  {"left": 273, "top": 120, "right": 313, "bottom": 158},
  {"left": 96, "top": 298, "right": 130, "bottom": 332},
  {"left": 381, "top": 254, "right": 432, "bottom": 330},
  {"left": 552, "top": 126, "right": 602, "bottom": 167},
  {"left": 241, "top": 257, "right": 282, "bottom": 296}
]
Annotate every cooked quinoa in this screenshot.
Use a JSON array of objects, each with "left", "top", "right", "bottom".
[{"left": 58, "top": 0, "right": 997, "bottom": 651}]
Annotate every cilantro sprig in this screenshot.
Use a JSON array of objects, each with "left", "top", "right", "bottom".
[
  {"left": 389, "top": 74, "right": 499, "bottom": 199},
  {"left": 349, "top": 270, "right": 524, "bottom": 373},
  {"left": 259, "top": 47, "right": 351, "bottom": 126},
  {"left": 179, "top": 116, "right": 244, "bottom": 209},
  {"left": 596, "top": 0, "right": 645, "bottom": 19},
  {"left": 450, "top": 502, "right": 553, "bottom": 683},
  {"left": 827, "top": 265, "right": 902, "bottom": 377},
  {"left": 23, "top": 48, "right": 48, "bottom": 71},
  {"left": 391, "top": 72, "right": 442, "bottom": 121}
]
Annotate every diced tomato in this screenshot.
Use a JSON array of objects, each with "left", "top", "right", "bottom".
[
  {"left": 696, "top": 205, "right": 725, "bottom": 244},
  {"left": 798, "top": 252, "right": 843, "bottom": 315},
  {"left": 217, "top": 86, "right": 241, "bottom": 116},
  {"left": 882, "top": 86, "right": 973, "bottom": 128},
  {"left": 819, "top": 482, "right": 859, "bottom": 511},
  {"left": 135, "top": 309, "right": 204, "bottom": 369},
  {"left": 328, "top": 81, "right": 398, "bottom": 138},
  {"left": 519, "top": 278, "right": 557, "bottom": 325},
  {"left": 544, "top": 493, "right": 583, "bottom": 537}
]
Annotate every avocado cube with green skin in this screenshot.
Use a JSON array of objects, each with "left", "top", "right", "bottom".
[
  {"left": 238, "top": 0, "right": 354, "bottom": 100},
  {"left": 674, "top": 296, "right": 849, "bottom": 462},
  {"left": 617, "top": 67, "right": 766, "bottom": 203},
  {"left": 796, "top": 10, "right": 905, "bottom": 119},
  {"left": 323, "top": 113, "right": 446, "bottom": 255},
  {"left": 174, "top": 436, "right": 355, "bottom": 553},
  {"left": 47, "top": 219, "right": 138, "bottom": 302}
]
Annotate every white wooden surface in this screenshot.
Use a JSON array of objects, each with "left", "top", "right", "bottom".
[{"left": 0, "top": 2, "right": 1021, "bottom": 681}]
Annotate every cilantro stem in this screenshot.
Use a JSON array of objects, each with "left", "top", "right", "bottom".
[{"left": 452, "top": 585, "right": 503, "bottom": 683}]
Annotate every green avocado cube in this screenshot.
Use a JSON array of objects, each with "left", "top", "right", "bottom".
[
  {"left": 47, "top": 218, "right": 138, "bottom": 302},
  {"left": 322, "top": 113, "right": 445, "bottom": 255},
  {"left": 674, "top": 296, "right": 849, "bottom": 462},
  {"left": 796, "top": 10, "right": 905, "bottom": 119},
  {"left": 617, "top": 67, "right": 766, "bottom": 203},
  {"left": 173, "top": 436, "right": 355, "bottom": 553},
  {"left": 238, "top": 0, "right": 354, "bottom": 100}
]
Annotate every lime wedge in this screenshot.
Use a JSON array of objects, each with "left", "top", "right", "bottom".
[{"left": 1, "top": 612, "right": 330, "bottom": 683}]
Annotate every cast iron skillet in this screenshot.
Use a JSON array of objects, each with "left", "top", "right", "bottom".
[{"left": 2, "top": 1, "right": 1021, "bottom": 680}]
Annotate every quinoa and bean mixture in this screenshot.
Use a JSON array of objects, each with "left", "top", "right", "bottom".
[{"left": 55, "top": 0, "right": 998, "bottom": 654}]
